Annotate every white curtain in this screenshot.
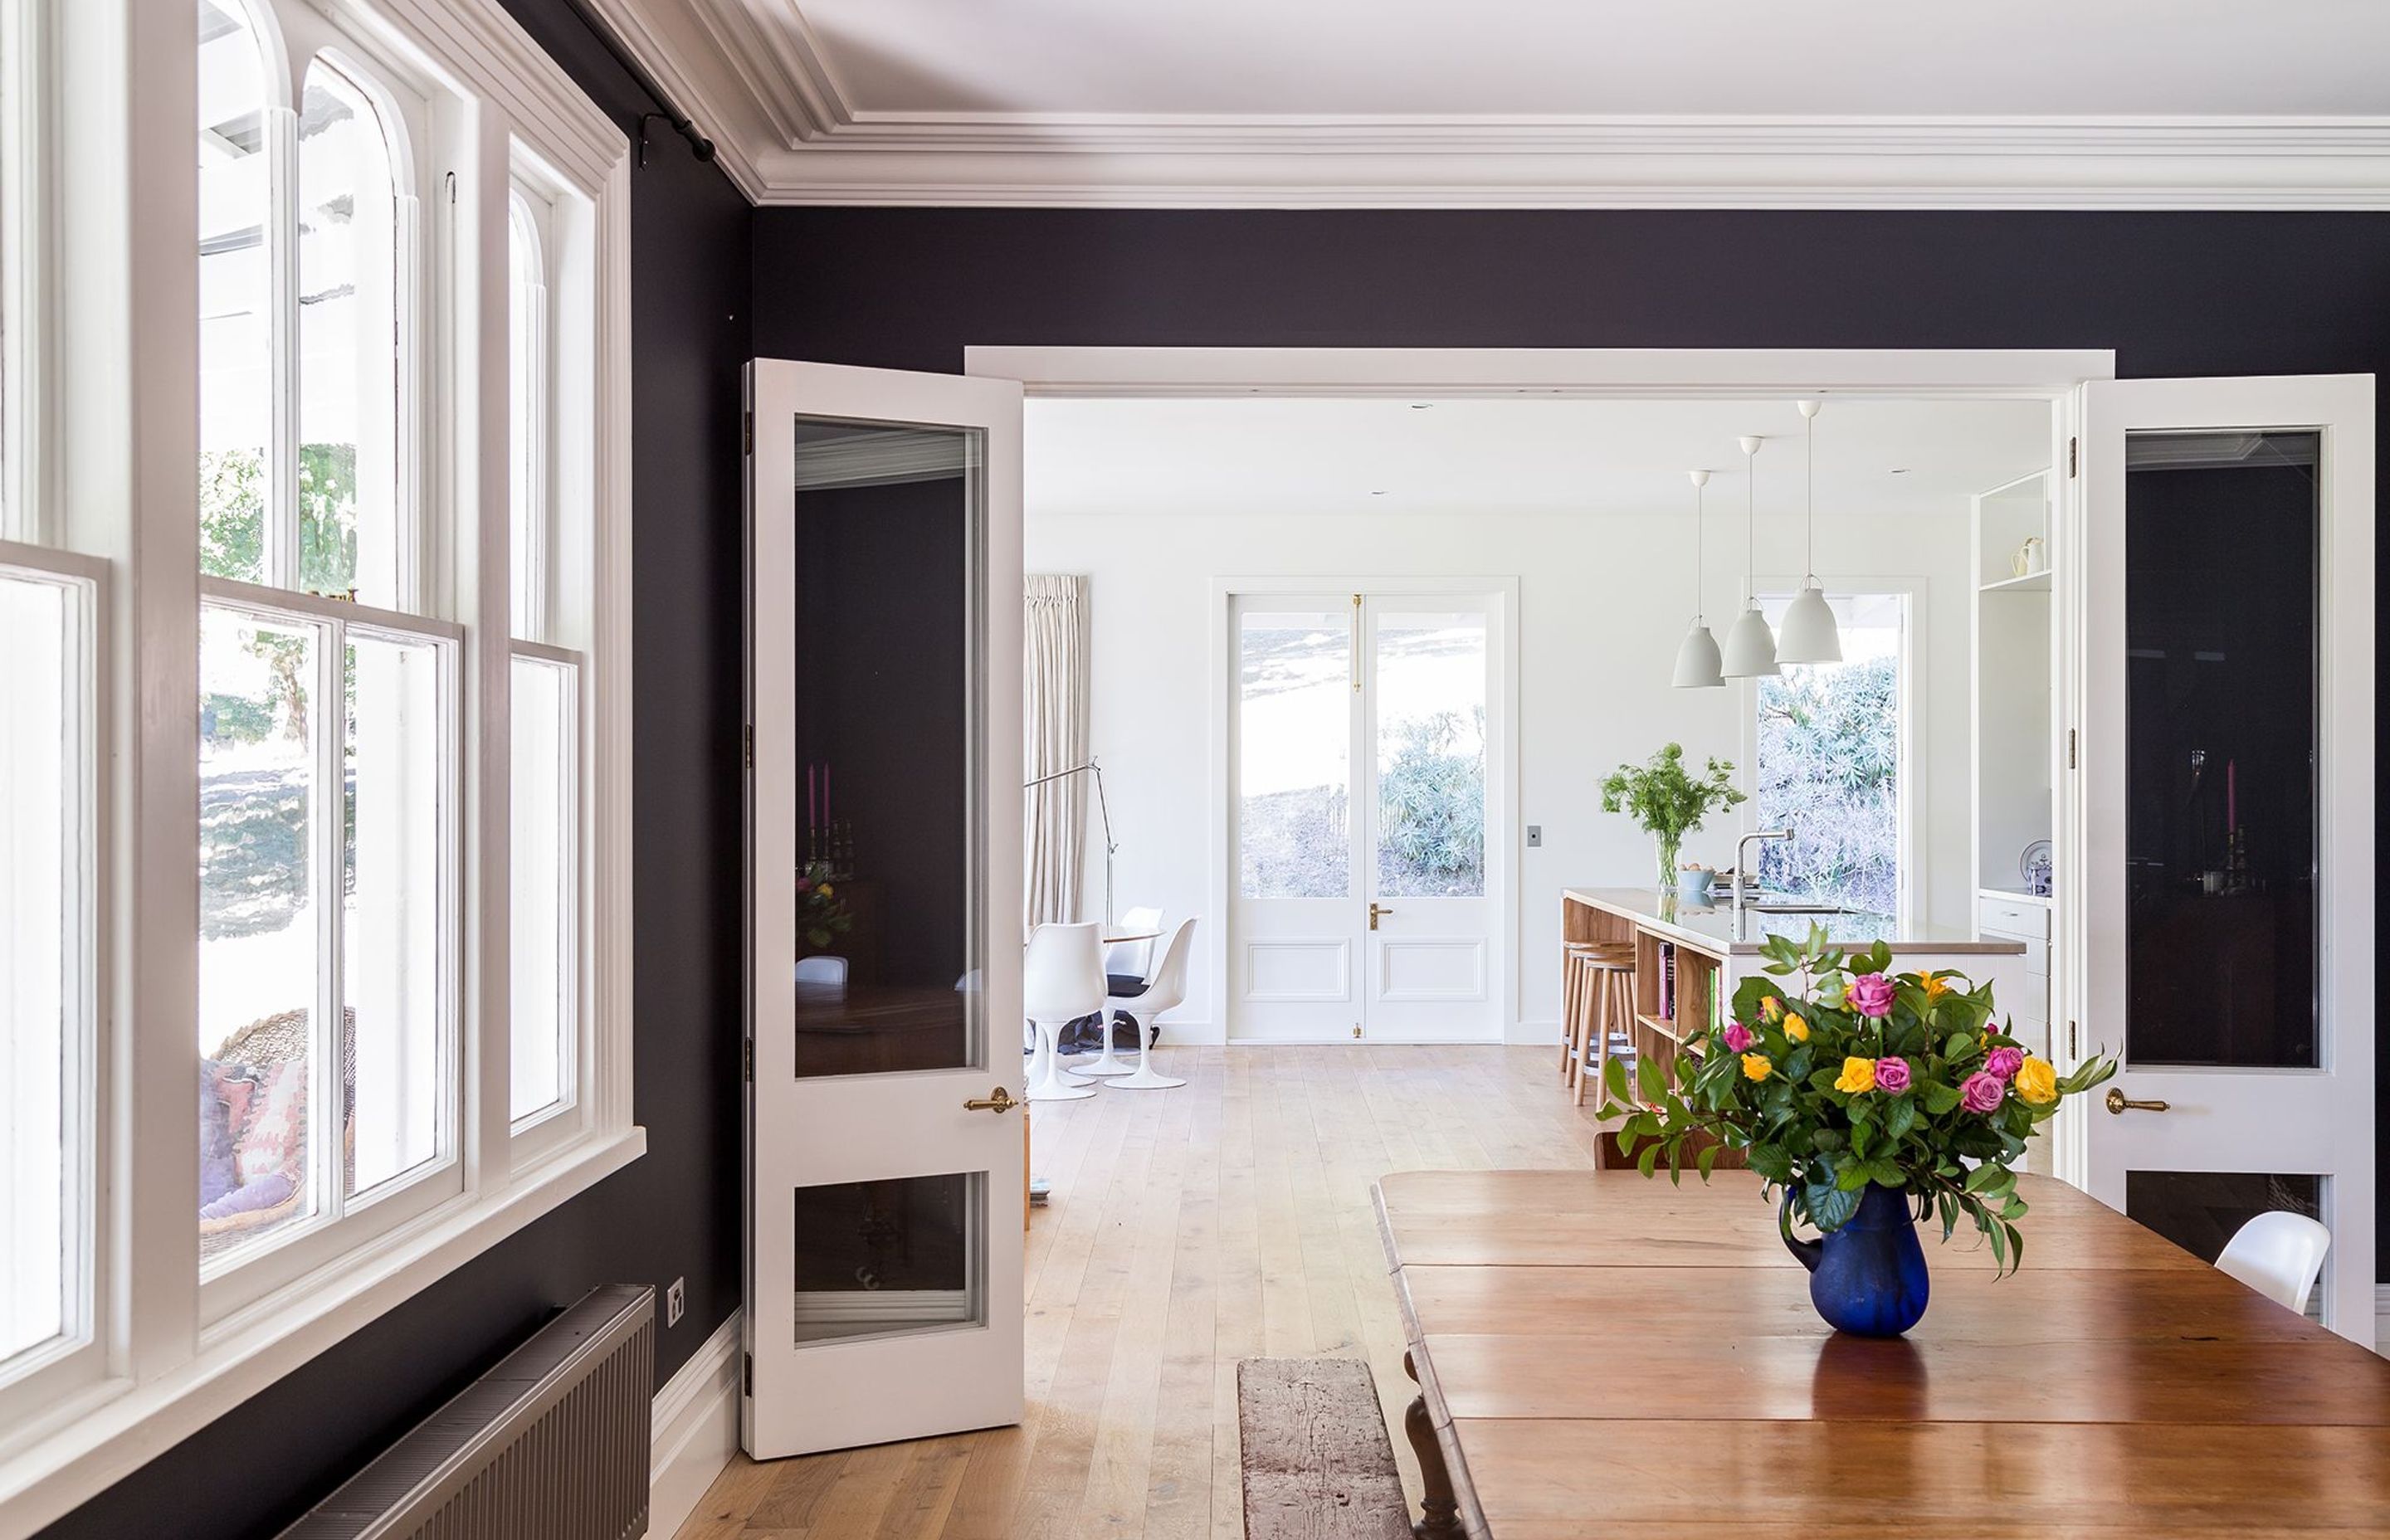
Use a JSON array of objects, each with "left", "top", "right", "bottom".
[{"left": 1024, "top": 575, "right": 1090, "bottom": 928}]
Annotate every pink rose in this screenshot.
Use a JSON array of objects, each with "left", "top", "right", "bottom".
[
  {"left": 1848, "top": 972, "right": 1896, "bottom": 1018},
  {"left": 1960, "top": 1070, "right": 2006, "bottom": 1114},
  {"left": 1722, "top": 1021, "right": 1755, "bottom": 1053},
  {"left": 1873, "top": 1056, "right": 1912, "bottom": 1094},
  {"left": 1984, "top": 1045, "right": 2025, "bottom": 1081}
]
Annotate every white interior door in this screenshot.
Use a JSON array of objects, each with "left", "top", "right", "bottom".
[
  {"left": 1228, "top": 587, "right": 1505, "bottom": 1042},
  {"left": 1360, "top": 597, "right": 1501, "bottom": 1041},
  {"left": 2072, "top": 373, "right": 2373, "bottom": 1341},
  {"left": 744, "top": 359, "right": 1026, "bottom": 1456}
]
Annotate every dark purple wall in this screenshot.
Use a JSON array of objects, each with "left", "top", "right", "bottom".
[
  {"left": 746, "top": 202, "right": 2390, "bottom": 1270},
  {"left": 41, "top": 2, "right": 750, "bottom": 1535}
]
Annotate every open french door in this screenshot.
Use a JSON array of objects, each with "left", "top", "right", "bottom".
[
  {"left": 744, "top": 359, "right": 1026, "bottom": 1456},
  {"left": 2067, "top": 373, "right": 2373, "bottom": 1342}
]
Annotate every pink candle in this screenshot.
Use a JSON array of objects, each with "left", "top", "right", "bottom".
[
  {"left": 823, "top": 763, "right": 832, "bottom": 827},
  {"left": 2227, "top": 759, "right": 2236, "bottom": 834},
  {"left": 807, "top": 763, "right": 817, "bottom": 832}
]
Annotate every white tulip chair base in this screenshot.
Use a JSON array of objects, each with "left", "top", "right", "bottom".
[
  {"left": 1067, "top": 1017, "right": 1137, "bottom": 1077},
  {"left": 1026, "top": 1018, "right": 1096, "bottom": 1102}
]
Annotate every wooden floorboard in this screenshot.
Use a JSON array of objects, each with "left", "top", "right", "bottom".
[{"left": 683, "top": 1043, "right": 1602, "bottom": 1540}]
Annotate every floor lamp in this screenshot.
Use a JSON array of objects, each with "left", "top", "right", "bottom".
[{"left": 1024, "top": 757, "right": 1117, "bottom": 928}]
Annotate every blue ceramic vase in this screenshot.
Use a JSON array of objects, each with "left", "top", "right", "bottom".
[{"left": 1778, "top": 1182, "right": 1930, "bottom": 1337}]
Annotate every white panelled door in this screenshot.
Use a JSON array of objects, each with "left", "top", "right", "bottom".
[
  {"left": 2069, "top": 373, "right": 2373, "bottom": 1342},
  {"left": 1228, "top": 587, "right": 1506, "bottom": 1042},
  {"left": 744, "top": 359, "right": 1027, "bottom": 1457}
]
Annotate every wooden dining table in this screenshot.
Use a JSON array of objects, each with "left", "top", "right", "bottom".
[{"left": 1374, "top": 1169, "right": 2390, "bottom": 1538}]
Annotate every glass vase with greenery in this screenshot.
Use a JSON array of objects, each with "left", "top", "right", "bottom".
[{"left": 1599, "top": 743, "right": 1746, "bottom": 889}]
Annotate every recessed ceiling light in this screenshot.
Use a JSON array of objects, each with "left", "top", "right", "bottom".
[
  {"left": 1370, "top": 490, "right": 1390, "bottom": 496},
  {"left": 1410, "top": 402, "right": 1434, "bottom": 410},
  {"left": 1889, "top": 467, "right": 1913, "bottom": 475}
]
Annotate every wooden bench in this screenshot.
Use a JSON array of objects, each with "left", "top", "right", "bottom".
[{"left": 1236, "top": 1357, "right": 1414, "bottom": 1540}]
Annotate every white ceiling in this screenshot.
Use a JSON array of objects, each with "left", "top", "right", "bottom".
[
  {"left": 583, "top": 0, "right": 2390, "bottom": 205},
  {"left": 798, "top": 1, "right": 2390, "bottom": 119},
  {"left": 1025, "top": 396, "right": 2052, "bottom": 523}
]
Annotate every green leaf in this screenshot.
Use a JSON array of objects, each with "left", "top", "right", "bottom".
[
  {"left": 1637, "top": 1054, "right": 1666, "bottom": 1104},
  {"left": 1745, "top": 1143, "right": 1794, "bottom": 1183},
  {"left": 1836, "top": 1162, "right": 1873, "bottom": 1192},
  {"left": 1866, "top": 1157, "right": 1906, "bottom": 1187},
  {"left": 1696, "top": 1142, "right": 1721, "bottom": 1180},
  {"left": 1882, "top": 1099, "right": 1917, "bottom": 1141},
  {"left": 1921, "top": 1081, "right": 1963, "bottom": 1115},
  {"left": 1944, "top": 1032, "right": 1978, "bottom": 1060},
  {"left": 1603, "top": 1054, "right": 1632, "bottom": 1107},
  {"left": 1807, "top": 1181, "right": 1861, "bottom": 1233},
  {"left": 1636, "top": 1140, "right": 1661, "bottom": 1178},
  {"left": 1963, "top": 1162, "right": 2009, "bottom": 1196}
]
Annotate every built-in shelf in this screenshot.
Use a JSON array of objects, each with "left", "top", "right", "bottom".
[{"left": 1980, "top": 569, "right": 2051, "bottom": 594}]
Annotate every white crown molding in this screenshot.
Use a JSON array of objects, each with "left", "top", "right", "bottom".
[{"left": 577, "top": 0, "right": 2390, "bottom": 208}]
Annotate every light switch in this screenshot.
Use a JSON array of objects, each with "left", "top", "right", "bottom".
[{"left": 1526, "top": 825, "right": 1543, "bottom": 848}]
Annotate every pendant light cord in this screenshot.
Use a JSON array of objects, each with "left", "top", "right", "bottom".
[
  {"left": 1746, "top": 441, "right": 1758, "bottom": 609},
  {"left": 1805, "top": 410, "right": 1817, "bottom": 582},
  {"left": 1693, "top": 480, "right": 1705, "bottom": 623}
]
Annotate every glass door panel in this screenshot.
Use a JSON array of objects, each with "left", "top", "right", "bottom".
[
  {"left": 2124, "top": 431, "right": 2318, "bottom": 1070},
  {"left": 1373, "top": 611, "right": 1486, "bottom": 899},
  {"left": 1236, "top": 607, "right": 1353, "bottom": 899},
  {"left": 788, "top": 420, "right": 981, "bottom": 1079}
]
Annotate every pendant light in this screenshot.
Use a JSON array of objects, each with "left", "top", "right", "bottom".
[
  {"left": 1776, "top": 398, "right": 1843, "bottom": 665},
  {"left": 1719, "top": 434, "right": 1779, "bottom": 679},
  {"left": 1671, "top": 469, "right": 1724, "bottom": 688}
]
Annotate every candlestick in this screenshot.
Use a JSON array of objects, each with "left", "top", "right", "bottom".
[
  {"left": 807, "top": 763, "right": 817, "bottom": 833},
  {"left": 2227, "top": 758, "right": 2236, "bottom": 835}
]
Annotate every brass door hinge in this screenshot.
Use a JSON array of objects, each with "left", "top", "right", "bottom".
[
  {"left": 743, "top": 724, "right": 754, "bottom": 769},
  {"left": 742, "top": 1039, "right": 754, "bottom": 1082},
  {"left": 742, "top": 1352, "right": 753, "bottom": 1396},
  {"left": 1351, "top": 1023, "right": 1362, "bottom": 1039},
  {"left": 2068, "top": 436, "right": 2079, "bottom": 478},
  {"left": 2068, "top": 1021, "right": 2079, "bottom": 1059},
  {"left": 2067, "top": 729, "right": 2077, "bottom": 769},
  {"left": 743, "top": 411, "right": 754, "bottom": 456}
]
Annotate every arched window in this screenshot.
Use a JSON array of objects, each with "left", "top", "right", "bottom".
[
  {"left": 195, "top": 2, "right": 450, "bottom": 1284},
  {"left": 197, "top": 0, "right": 273, "bottom": 585}
]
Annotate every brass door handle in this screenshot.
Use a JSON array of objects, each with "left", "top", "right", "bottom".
[
  {"left": 1368, "top": 903, "right": 1394, "bottom": 931},
  {"left": 963, "top": 1087, "right": 1018, "bottom": 1114},
  {"left": 2104, "top": 1088, "right": 2171, "bottom": 1115}
]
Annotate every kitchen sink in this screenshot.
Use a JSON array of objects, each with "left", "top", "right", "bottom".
[{"left": 1745, "top": 901, "right": 1853, "bottom": 915}]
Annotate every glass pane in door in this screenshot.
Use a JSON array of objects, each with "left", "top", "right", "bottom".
[
  {"left": 1238, "top": 608, "right": 1351, "bottom": 898},
  {"left": 1374, "top": 610, "right": 1486, "bottom": 897},
  {"left": 2124, "top": 431, "right": 2318, "bottom": 1068},
  {"left": 2124, "top": 1169, "right": 2322, "bottom": 1268},
  {"left": 792, "top": 1172, "right": 983, "bottom": 1344},
  {"left": 790, "top": 421, "right": 980, "bottom": 1078}
]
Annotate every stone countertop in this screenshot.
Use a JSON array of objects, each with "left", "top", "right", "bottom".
[{"left": 1563, "top": 885, "right": 2027, "bottom": 959}]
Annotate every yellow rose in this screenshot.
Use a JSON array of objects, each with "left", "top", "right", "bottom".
[
  {"left": 2014, "top": 1056, "right": 2059, "bottom": 1105},
  {"left": 1759, "top": 996, "right": 1783, "bottom": 1022},
  {"left": 1783, "top": 1012, "right": 1810, "bottom": 1043},
  {"left": 1834, "top": 1056, "right": 1876, "bottom": 1094},
  {"left": 818, "top": 884, "right": 835, "bottom": 898},
  {"left": 1740, "top": 1053, "right": 1773, "bottom": 1083}
]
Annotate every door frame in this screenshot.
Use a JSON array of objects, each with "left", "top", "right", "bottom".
[{"left": 1213, "top": 577, "right": 1520, "bottom": 1044}]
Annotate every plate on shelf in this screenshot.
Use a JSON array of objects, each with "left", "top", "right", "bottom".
[{"left": 2020, "top": 839, "right": 2054, "bottom": 897}]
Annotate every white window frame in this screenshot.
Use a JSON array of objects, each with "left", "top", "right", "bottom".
[
  {"left": 1739, "top": 578, "right": 1926, "bottom": 931},
  {"left": 0, "top": 0, "right": 638, "bottom": 1526}
]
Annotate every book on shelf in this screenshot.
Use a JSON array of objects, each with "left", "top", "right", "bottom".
[{"left": 1658, "top": 943, "right": 1675, "bottom": 1021}]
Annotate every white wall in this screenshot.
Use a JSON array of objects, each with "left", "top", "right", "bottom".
[{"left": 1027, "top": 504, "right": 1978, "bottom": 1040}]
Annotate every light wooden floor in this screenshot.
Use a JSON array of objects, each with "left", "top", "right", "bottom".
[{"left": 677, "top": 1043, "right": 1605, "bottom": 1540}]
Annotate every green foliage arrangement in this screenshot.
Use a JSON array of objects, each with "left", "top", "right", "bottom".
[
  {"left": 1598, "top": 743, "right": 1746, "bottom": 885},
  {"left": 1595, "top": 924, "right": 2117, "bottom": 1274}
]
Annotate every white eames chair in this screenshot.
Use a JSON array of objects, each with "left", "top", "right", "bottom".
[
  {"left": 1074, "top": 905, "right": 1163, "bottom": 1078},
  {"left": 2216, "top": 1210, "right": 2333, "bottom": 1315},
  {"left": 1024, "top": 922, "right": 1105, "bottom": 1102},
  {"left": 1108, "top": 919, "right": 1195, "bottom": 1090}
]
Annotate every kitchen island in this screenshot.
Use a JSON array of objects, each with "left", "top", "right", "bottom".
[{"left": 1561, "top": 886, "right": 2036, "bottom": 1082}]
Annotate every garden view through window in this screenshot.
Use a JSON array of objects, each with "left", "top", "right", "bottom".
[
  {"left": 1236, "top": 602, "right": 1486, "bottom": 900},
  {"left": 1752, "top": 592, "right": 1906, "bottom": 917}
]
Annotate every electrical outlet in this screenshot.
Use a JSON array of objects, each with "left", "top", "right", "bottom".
[
  {"left": 666, "top": 1277, "right": 686, "bottom": 1328},
  {"left": 1527, "top": 825, "right": 1543, "bottom": 848}
]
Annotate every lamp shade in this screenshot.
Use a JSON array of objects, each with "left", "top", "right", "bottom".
[
  {"left": 1776, "top": 581, "right": 1842, "bottom": 665},
  {"left": 1671, "top": 620, "right": 1724, "bottom": 688},
  {"left": 1720, "top": 606, "right": 1780, "bottom": 678}
]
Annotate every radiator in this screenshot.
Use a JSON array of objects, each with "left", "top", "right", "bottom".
[{"left": 280, "top": 1284, "right": 656, "bottom": 1540}]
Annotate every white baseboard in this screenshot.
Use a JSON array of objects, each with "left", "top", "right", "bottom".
[
  {"left": 651, "top": 1308, "right": 743, "bottom": 1539},
  {"left": 1153, "top": 1018, "right": 1222, "bottom": 1045},
  {"left": 1509, "top": 1016, "right": 1561, "bottom": 1046}
]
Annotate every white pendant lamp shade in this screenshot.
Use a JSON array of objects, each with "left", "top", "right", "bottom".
[
  {"left": 1776, "top": 400, "right": 1843, "bottom": 665},
  {"left": 1720, "top": 604, "right": 1780, "bottom": 679},
  {"left": 1721, "top": 435, "right": 1779, "bottom": 678},
  {"left": 1673, "top": 468, "right": 1723, "bottom": 688},
  {"left": 1673, "top": 619, "right": 1724, "bottom": 688}
]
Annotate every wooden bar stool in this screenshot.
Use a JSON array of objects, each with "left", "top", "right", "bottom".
[
  {"left": 1565, "top": 944, "right": 1635, "bottom": 1103},
  {"left": 1558, "top": 942, "right": 1600, "bottom": 1084}
]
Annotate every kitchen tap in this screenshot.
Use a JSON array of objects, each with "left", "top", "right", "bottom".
[{"left": 1734, "top": 828, "right": 1794, "bottom": 916}]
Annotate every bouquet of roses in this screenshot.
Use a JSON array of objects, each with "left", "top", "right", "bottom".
[
  {"left": 1595, "top": 923, "right": 2116, "bottom": 1273},
  {"left": 796, "top": 860, "right": 853, "bottom": 952}
]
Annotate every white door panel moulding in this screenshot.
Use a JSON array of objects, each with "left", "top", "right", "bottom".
[{"left": 551, "top": 3, "right": 2390, "bottom": 208}]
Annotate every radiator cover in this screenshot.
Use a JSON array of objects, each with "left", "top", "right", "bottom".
[{"left": 280, "top": 1284, "right": 656, "bottom": 1540}]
